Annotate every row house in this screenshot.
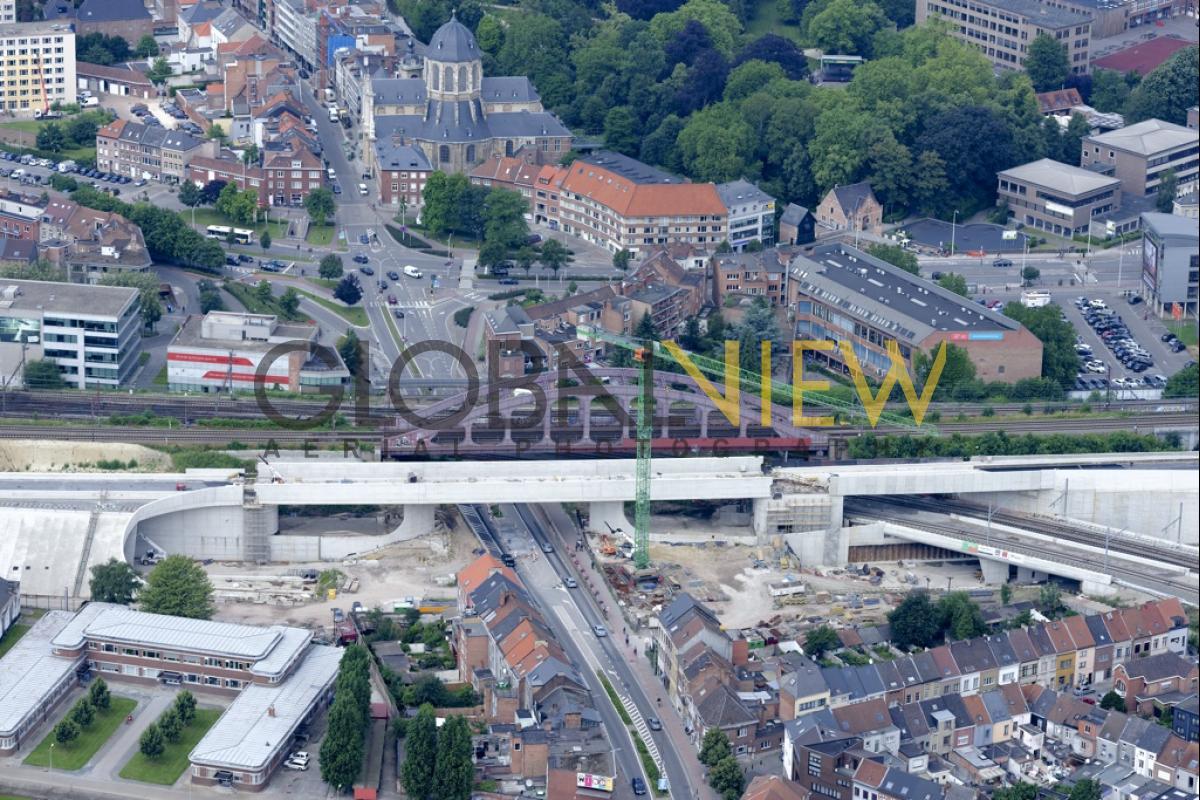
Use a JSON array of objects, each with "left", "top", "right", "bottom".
[
  {"left": 0, "top": 191, "right": 45, "bottom": 240},
  {"left": 711, "top": 248, "right": 792, "bottom": 307},
  {"left": 262, "top": 137, "right": 324, "bottom": 207},
  {"left": 96, "top": 119, "right": 219, "bottom": 183},
  {"left": 187, "top": 155, "right": 268, "bottom": 207},
  {"left": 1113, "top": 653, "right": 1199, "bottom": 717},
  {"left": 373, "top": 135, "right": 432, "bottom": 211}
]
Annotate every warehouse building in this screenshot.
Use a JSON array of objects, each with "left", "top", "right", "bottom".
[
  {"left": 790, "top": 243, "right": 1044, "bottom": 382},
  {"left": 0, "top": 279, "right": 142, "bottom": 389},
  {"left": 0, "top": 611, "right": 89, "bottom": 755},
  {"left": 167, "top": 311, "right": 348, "bottom": 394}
]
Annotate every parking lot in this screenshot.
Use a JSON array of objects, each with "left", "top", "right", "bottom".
[{"left": 1060, "top": 288, "right": 1193, "bottom": 392}]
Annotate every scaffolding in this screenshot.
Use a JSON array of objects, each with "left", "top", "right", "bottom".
[{"left": 242, "top": 480, "right": 272, "bottom": 564}]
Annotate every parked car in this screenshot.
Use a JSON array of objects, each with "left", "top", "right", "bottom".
[
  {"left": 353, "top": 253, "right": 369, "bottom": 264},
  {"left": 992, "top": 259, "right": 1013, "bottom": 268},
  {"left": 631, "top": 777, "right": 648, "bottom": 796},
  {"left": 332, "top": 608, "right": 344, "bottom": 623},
  {"left": 359, "top": 265, "right": 374, "bottom": 275},
  {"left": 498, "top": 277, "right": 518, "bottom": 285}
]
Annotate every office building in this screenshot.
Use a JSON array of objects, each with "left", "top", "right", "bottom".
[
  {"left": 996, "top": 158, "right": 1122, "bottom": 237},
  {"left": 0, "top": 279, "right": 142, "bottom": 389},
  {"left": 1140, "top": 212, "right": 1199, "bottom": 317},
  {"left": 1081, "top": 119, "right": 1199, "bottom": 198},
  {"left": 167, "top": 311, "right": 349, "bottom": 394},
  {"left": 716, "top": 179, "right": 776, "bottom": 251},
  {"left": 790, "top": 243, "right": 1044, "bottom": 381},
  {"left": 916, "top": 0, "right": 1092, "bottom": 75},
  {"left": 534, "top": 151, "right": 728, "bottom": 255},
  {"left": 0, "top": 22, "right": 76, "bottom": 112}
]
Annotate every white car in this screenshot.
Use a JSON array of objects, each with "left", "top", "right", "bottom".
[
  {"left": 1085, "top": 361, "right": 1106, "bottom": 374},
  {"left": 289, "top": 751, "right": 310, "bottom": 766}
]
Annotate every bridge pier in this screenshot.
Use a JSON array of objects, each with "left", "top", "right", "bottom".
[
  {"left": 979, "top": 558, "right": 1009, "bottom": 585},
  {"left": 588, "top": 501, "right": 633, "bottom": 540}
]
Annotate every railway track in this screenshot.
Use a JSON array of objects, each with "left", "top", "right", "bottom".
[
  {"left": 845, "top": 498, "right": 1198, "bottom": 603},
  {"left": 0, "top": 424, "right": 367, "bottom": 445},
  {"left": 851, "top": 495, "right": 1197, "bottom": 572}
]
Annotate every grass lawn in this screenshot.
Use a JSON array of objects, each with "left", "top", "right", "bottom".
[
  {"left": 153, "top": 365, "right": 168, "bottom": 386},
  {"left": 294, "top": 288, "right": 369, "bottom": 327},
  {"left": 24, "top": 696, "right": 137, "bottom": 770},
  {"left": 0, "top": 119, "right": 42, "bottom": 133},
  {"left": 746, "top": 0, "right": 804, "bottom": 44},
  {"left": 119, "top": 708, "right": 222, "bottom": 785},
  {"left": 1167, "top": 320, "right": 1198, "bottom": 348},
  {"left": 307, "top": 277, "right": 339, "bottom": 290},
  {"left": 189, "top": 209, "right": 288, "bottom": 240},
  {"left": 0, "top": 623, "right": 30, "bottom": 658},
  {"left": 306, "top": 224, "right": 335, "bottom": 245}
]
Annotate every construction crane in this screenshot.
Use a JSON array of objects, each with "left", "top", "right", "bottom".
[
  {"left": 575, "top": 325, "right": 934, "bottom": 434},
  {"left": 631, "top": 339, "right": 653, "bottom": 569}
]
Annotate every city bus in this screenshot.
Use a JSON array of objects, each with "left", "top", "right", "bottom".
[{"left": 205, "top": 225, "right": 254, "bottom": 244}]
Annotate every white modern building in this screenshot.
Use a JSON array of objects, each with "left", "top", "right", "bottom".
[
  {"left": 716, "top": 179, "right": 776, "bottom": 251},
  {"left": 0, "top": 21, "right": 76, "bottom": 112},
  {"left": 0, "top": 279, "right": 142, "bottom": 389},
  {"left": 167, "top": 311, "right": 348, "bottom": 394},
  {"left": 271, "top": 0, "right": 317, "bottom": 70}
]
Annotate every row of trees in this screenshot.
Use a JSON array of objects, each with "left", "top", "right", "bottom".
[
  {"left": 319, "top": 645, "right": 373, "bottom": 790},
  {"left": 35, "top": 111, "right": 113, "bottom": 154},
  {"left": 139, "top": 691, "right": 198, "bottom": 760},
  {"left": 847, "top": 430, "right": 1178, "bottom": 460},
  {"left": 53, "top": 678, "right": 113, "bottom": 747},
  {"left": 401, "top": 706, "right": 474, "bottom": 800},
  {"left": 71, "top": 185, "right": 226, "bottom": 273},
  {"left": 699, "top": 729, "right": 744, "bottom": 799}
]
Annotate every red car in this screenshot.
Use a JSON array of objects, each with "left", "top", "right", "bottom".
[{"left": 387, "top": 294, "right": 397, "bottom": 305}]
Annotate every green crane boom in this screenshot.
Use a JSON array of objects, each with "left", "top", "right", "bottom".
[{"left": 633, "top": 342, "right": 652, "bottom": 570}]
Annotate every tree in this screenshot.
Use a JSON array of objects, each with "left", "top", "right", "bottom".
[
  {"left": 635, "top": 312, "right": 658, "bottom": 341},
  {"left": 914, "top": 342, "right": 976, "bottom": 399},
  {"left": 1164, "top": 363, "right": 1198, "bottom": 398},
  {"left": 305, "top": 187, "right": 336, "bottom": 225},
  {"left": 1000, "top": 583, "right": 1012, "bottom": 605},
  {"left": 509, "top": 246, "right": 533, "bottom": 277},
  {"left": 889, "top": 592, "right": 943, "bottom": 649},
  {"left": 135, "top": 34, "right": 159, "bottom": 58},
  {"left": 139, "top": 723, "right": 165, "bottom": 759},
  {"left": 476, "top": 14, "right": 505, "bottom": 53},
  {"left": 708, "top": 755, "right": 745, "bottom": 799},
  {"left": 138, "top": 554, "right": 214, "bottom": 619},
  {"left": 338, "top": 329, "right": 362, "bottom": 377},
  {"left": 496, "top": 14, "right": 572, "bottom": 108},
  {"left": 319, "top": 254, "right": 344, "bottom": 280},
  {"left": 676, "top": 102, "right": 754, "bottom": 182},
  {"left": 158, "top": 708, "right": 182, "bottom": 743},
  {"left": 1021, "top": 266, "right": 1040, "bottom": 286},
  {"left": 55, "top": 719, "right": 80, "bottom": 745},
  {"left": 178, "top": 181, "right": 202, "bottom": 208},
  {"left": 199, "top": 281, "right": 224, "bottom": 313},
  {"left": 36, "top": 122, "right": 66, "bottom": 152},
  {"left": 538, "top": 239, "right": 571, "bottom": 277},
  {"left": 1003, "top": 303, "right": 1078, "bottom": 388},
  {"left": 1038, "top": 583, "right": 1066, "bottom": 618},
  {"left": 937, "top": 273, "right": 970, "bottom": 297},
  {"left": 89, "top": 558, "right": 140, "bottom": 605},
  {"left": 699, "top": 728, "right": 732, "bottom": 767},
  {"left": 938, "top": 592, "right": 987, "bottom": 640},
  {"left": 735, "top": 34, "right": 808, "bottom": 80},
  {"left": 613, "top": 249, "right": 633, "bottom": 272},
  {"left": 23, "top": 359, "right": 66, "bottom": 389},
  {"left": 1025, "top": 33, "right": 1070, "bottom": 92},
  {"left": 71, "top": 698, "right": 95, "bottom": 729},
  {"left": 994, "top": 783, "right": 1038, "bottom": 800},
  {"left": 199, "top": 180, "right": 226, "bottom": 205},
  {"left": 67, "top": 116, "right": 98, "bottom": 147},
  {"left": 804, "top": 625, "right": 840, "bottom": 659},
  {"left": 147, "top": 57, "right": 172, "bottom": 84},
  {"left": 1156, "top": 169, "right": 1177, "bottom": 213},
  {"left": 1125, "top": 46, "right": 1198, "bottom": 125},
  {"left": 260, "top": 229, "right": 272, "bottom": 251},
  {"left": 1099, "top": 689, "right": 1125, "bottom": 711},
  {"left": 1069, "top": 780, "right": 1101, "bottom": 800},
  {"left": 1090, "top": 69, "right": 1131, "bottom": 113},
  {"left": 279, "top": 287, "right": 300, "bottom": 318},
  {"left": 97, "top": 272, "right": 164, "bottom": 332},
  {"left": 334, "top": 274, "right": 363, "bottom": 305},
  {"left": 175, "top": 691, "right": 197, "bottom": 725},
  {"left": 603, "top": 106, "right": 641, "bottom": 155},
  {"left": 483, "top": 188, "right": 530, "bottom": 251},
  {"left": 867, "top": 243, "right": 919, "bottom": 275},
  {"left": 431, "top": 716, "right": 473, "bottom": 800},
  {"left": 917, "top": 106, "right": 1014, "bottom": 211},
  {"left": 254, "top": 279, "right": 272, "bottom": 306},
  {"left": 806, "top": 0, "right": 888, "bottom": 58},
  {"left": 402, "top": 705, "right": 438, "bottom": 799},
  {"left": 478, "top": 240, "right": 508, "bottom": 271},
  {"left": 207, "top": 124, "right": 226, "bottom": 141},
  {"left": 89, "top": 678, "right": 111, "bottom": 711}
]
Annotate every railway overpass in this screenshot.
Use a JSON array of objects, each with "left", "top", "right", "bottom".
[{"left": 1, "top": 452, "right": 1196, "bottom": 608}]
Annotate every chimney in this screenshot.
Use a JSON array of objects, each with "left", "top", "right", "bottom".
[{"left": 267, "top": 705, "right": 276, "bottom": 717}]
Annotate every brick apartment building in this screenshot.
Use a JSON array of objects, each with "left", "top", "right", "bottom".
[
  {"left": 373, "top": 136, "right": 433, "bottom": 211},
  {"left": 96, "top": 119, "right": 218, "bottom": 183}
]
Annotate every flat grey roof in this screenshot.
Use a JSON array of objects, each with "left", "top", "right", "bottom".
[
  {"left": 0, "top": 611, "right": 79, "bottom": 737},
  {"left": 968, "top": 0, "right": 1091, "bottom": 27},
  {"left": 52, "top": 603, "right": 311, "bottom": 677},
  {"left": 170, "top": 314, "right": 317, "bottom": 353},
  {"left": 0, "top": 279, "right": 138, "bottom": 318},
  {"left": 999, "top": 158, "right": 1121, "bottom": 196},
  {"left": 1142, "top": 211, "right": 1200, "bottom": 244},
  {"left": 792, "top": 243, "right": 1017, "bottom": 342},
  {"left": 189, "top": 645, "right": 342, "bottom": 772}
]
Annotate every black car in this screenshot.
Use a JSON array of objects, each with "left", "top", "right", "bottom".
[
  {"left": 386, "top": 270, "right": 400, "bottom": 280},
  {"left": 993, "top": 259, "right": 1013, "bottom": 268},
  {"left": 360, "top": 266, "right": 375, "bottom": 276},
  {"left": 238, "top": 253, "right": 254, "bottom": 263},
  {"left": 631, "top": 777, "right": 648, "bottom": 796},
  {"left": 225, "top": 255, "right": 239, "bottom": 266},
  {"left": 1170, "top": 341, "right": 1186, "bottom": 352},
  {"left": 353, "top": 253, "right": 369, "bottom": 264},
  {"left": 1127, "top": 295, "right": 1142, "bottom": 305},
  {"left": 1161, "top": 332, "right": 1178, "bottom": 343},
  {"left": 498, "top": 277, "right": 518, "bottom": 285}
]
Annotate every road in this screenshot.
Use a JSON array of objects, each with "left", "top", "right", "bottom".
[
  {"left": 917, "top": 241, "right": 1145, "bottom": 292},
  {"left": 510, "top": 503, "right": 712, "bottom": 800}
]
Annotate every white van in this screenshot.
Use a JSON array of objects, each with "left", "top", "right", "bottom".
[
  {"left": 403, "top": 265, "right": 422, "bottom": 278},
  {"left": 358, "top": 183, "right": 368, "bottom": 196},
  {"left": 328, "top": 107, "right": 339, "bottom": 123}
]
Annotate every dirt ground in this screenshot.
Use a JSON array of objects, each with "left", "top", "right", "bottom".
[
  {"left": 207, "top": 515, "right": 480, "bottom": 630},
  {"left": 0, "top": 440, "right": 171, "bottom": 472}
]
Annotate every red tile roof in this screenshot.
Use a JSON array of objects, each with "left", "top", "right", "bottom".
[
  {"left": 854, "top": 758, "right": 888, "bottom": 788},
  {"left": 1092, "top": 37, "right": 1193, "bottom": 77},
  {"left": 556, "top": 161, "right": 727, "bottom": 218}
]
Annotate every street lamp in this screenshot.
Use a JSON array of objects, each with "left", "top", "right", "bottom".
[
  {"left": 49, "top": 741, "right": 54, "bottom": 773},
  {"left": 949, "top": 210, "right": 958, "bottom": 256}
]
